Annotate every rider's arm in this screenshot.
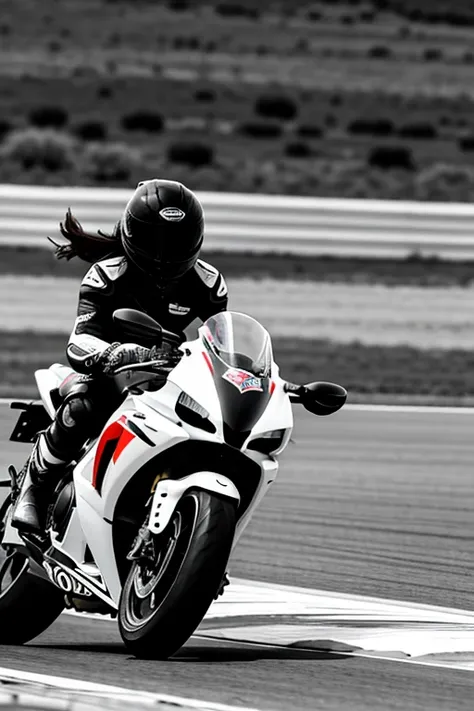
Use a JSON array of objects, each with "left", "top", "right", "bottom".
[{"left": 66, "top": 260, "right": 121, "bottom": 374}]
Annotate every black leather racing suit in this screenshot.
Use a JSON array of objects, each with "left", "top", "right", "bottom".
[{"left": 43, "top": 256, "right": 228, "bottom": 464}]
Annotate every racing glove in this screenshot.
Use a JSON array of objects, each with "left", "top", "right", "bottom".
[
  {"left": 101, "top": 342, "right": 181, "bottom": 376},
  {"left": 101, "top": 343, "right": 160, "bottom": 375}
]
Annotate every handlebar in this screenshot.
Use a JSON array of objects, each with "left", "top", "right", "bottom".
[{"left": 111, "top": 358, "right": 172, "bottom": 375}]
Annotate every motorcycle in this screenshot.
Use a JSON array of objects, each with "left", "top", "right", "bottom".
[{"left": 0, "top": 309, "right": 346, "bottom": 659}]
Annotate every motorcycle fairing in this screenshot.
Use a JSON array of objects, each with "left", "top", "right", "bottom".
[{"left": 6, "top": 312, "right": 295, "bottom": 608}]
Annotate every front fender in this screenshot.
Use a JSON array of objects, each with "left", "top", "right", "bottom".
[{"left": 147, "top": 472, "right": 240, "bottom": 535}]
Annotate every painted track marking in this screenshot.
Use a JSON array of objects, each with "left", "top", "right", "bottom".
[
  {"left": 0, "top": 665, "right": 263, "bottom": 711},
  {"left": 65, "top": 578, "right": 474, "bottom": 672}
]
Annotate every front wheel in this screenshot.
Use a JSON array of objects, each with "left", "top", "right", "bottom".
[
  {"left": 0, "top": 497, "right": 65, "bottom": 644},
  {"left": 118, "top": 489, "right": 236, "bottom": 659}
]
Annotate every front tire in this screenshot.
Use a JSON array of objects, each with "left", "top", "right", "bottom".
[
  {"left": 118, "top": 489, "right": 236, "bottom": 659},
  {"left": 0, "top": 497, "right": 65, "bottom": 644}
]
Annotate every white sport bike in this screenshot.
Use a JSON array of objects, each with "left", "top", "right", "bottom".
[{"left": 0, "top": 309, "right": 346, "bottom": 659}]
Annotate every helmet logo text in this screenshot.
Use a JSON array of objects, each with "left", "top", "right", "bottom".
[{"left": 160, "top": 207, "right": 186, "bottom": 222}]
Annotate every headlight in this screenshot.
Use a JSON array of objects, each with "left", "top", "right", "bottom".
[
  {"left": 247, "top": 429, "right": 289, "bottom": 455},
  {"left": 175, "top": 392, "right": 216, "bottom": 434}
]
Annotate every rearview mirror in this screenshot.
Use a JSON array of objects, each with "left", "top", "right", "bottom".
[
  {"left": 300, "top": 381, "right": 347, "bottom": 416},
  {"left": 112, "top": 308, "right": 163, "bottom": 347}
]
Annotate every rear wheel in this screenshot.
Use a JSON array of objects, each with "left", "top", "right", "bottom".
[
  {"left": 118, "top": 489, "right": 236, "bottom": 659},
  {"left": 0, "top": 496, "right": 65, "bottom": 644}
]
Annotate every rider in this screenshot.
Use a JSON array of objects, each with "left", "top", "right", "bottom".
[{"left": 12, "top": 179, "right": 228, "bottom": 534}]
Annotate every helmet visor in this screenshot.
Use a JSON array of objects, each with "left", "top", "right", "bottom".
[{"left": 121, "top": 215, "right": 202, "bottom": 283}]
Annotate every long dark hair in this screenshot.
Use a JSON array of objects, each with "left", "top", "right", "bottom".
[{"left": 49, "top": 209, "right": 125, "bottom": 263}]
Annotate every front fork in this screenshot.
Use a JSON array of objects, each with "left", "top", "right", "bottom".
[{"left": 125, "top": 472, "right": 240, "bottom": 594}]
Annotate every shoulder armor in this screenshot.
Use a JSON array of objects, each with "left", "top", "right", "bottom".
[
  {"left": 194, "top": 259, "right": 219, "bottom": 289},
  {"left": 82, "top": 257, "right": 127, "bottom": 289}
]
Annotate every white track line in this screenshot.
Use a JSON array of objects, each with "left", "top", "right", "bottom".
[
  {"left": 193, "top": 633, "right": 474, "bottom": 673},
  {"left": 0, "top": 666, "right": 262, "bottom": 711},
  {"left": 344, "top": 403, "right": 474, "bottom": 414},
  {"left": 65, "top": 578, "right": 474, "bottom": 672}
]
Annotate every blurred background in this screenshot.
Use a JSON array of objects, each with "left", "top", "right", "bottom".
[{"left": 1, "top": 0, "right": 474, "bottom": 402}]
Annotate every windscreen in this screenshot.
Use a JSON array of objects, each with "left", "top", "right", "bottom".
[
  {"left": 202, "top": 312, "right": 272, "bottom": 378},
  {"left": 201, "top": 312, "right": 273, "bottom": 448}
]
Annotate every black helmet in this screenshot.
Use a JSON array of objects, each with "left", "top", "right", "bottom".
[{"left": 120, "top": 179, "right": 204, "bottom": 286}]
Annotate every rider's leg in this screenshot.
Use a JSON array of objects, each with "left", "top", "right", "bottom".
[{"left": 12, "top": 375, "right": 114, "bottom": 534}]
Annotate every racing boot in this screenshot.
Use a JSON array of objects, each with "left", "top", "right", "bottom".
[{"left": 11, "top": 433, "right": 66, "bottom": 534}]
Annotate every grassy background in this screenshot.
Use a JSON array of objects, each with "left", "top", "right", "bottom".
[
  {"left": 2, "top": 331, "right": 474, "bottom": 402},
  {"left": 2, "top": 247, "right": 474, "bottom": 288},
  {"left": 2, "top": 1, "right": 473, "bottom": 401},
  {"left": 3, "top": 1, "right": 474, "bottom": 197}
]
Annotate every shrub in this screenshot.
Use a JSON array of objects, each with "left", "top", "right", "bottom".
[
  {"left": 348, "top": 118, "right": 394, "bottom": 136},
  {"left": 74, "top": 121, "right": 108, "bottom": 141},
  {"left": 423, "top": 47, "right": 444, "bottom": 61},
  {"left": 29, "top": 106, "right": 68, "bottom": 129},
  {"left": 187, "top": 37, "right": 200, "bottom": 51},
  {"left": 295, "top": 38, "right": 309, "bottom": 53},
  {"left": 215, "top": 3, "right": 260, "bottom": 19},
  {"left": 1, "top": 128, "right": 75, "bottom": 171},
  {"left": 121, "top": 111, "right": 164, "bottom": 133},
  {"left": 285, "top": 142, "right": 312, "bottom": 158},
  {"left": 398, "top": 122, "right": 437, "bottom": 139},
  {"left": 167, "top": 141, "right": 214, "bottom": 167},
  {"left": 47, "top": 40, "right": 62, "bottom": 54},
  {"left": 368, "top": 45, "right": 392, "bottom": 59},
  {"left": 254, "top": 95, "right": 298, "bottom": 121},
  {"left": 97, "top": 85, "right": 113, "bottom": 99},
  {"left": 239, "top": 122, "right": 283, "bottom": 139},
  {"left": 307, "top": 10, "right": 322, "bottom": 21},
  {"left": 0, "top": 120, "right": 13, "bottom": 141},
  {"left": 368, "top": 145, "right": 415, "bottom": 171},
  {"left": 194, "top": 89, "right": 216, "bottom": 102},
  {"left": 296, "top": 125, "right": 323, "bottom": 139},
  {"left": 84, "top": 142, "right": 140, "bottom": 182},
  {"left": 415, "top": 163, "right": 474, "bottom": 201},
  {"left": 459, "top": 135, "right": 474, "bottom": 151},
  {"left": 167, "top": 0, "right": 190, "bottom": 10}
]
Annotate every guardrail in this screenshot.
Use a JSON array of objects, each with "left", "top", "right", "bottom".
[{"left": 2, "top": 184, "right": 474, "bottom": 259}]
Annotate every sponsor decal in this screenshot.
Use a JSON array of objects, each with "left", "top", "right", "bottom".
[
  {"left": 222, "top": 368, "right": 263, "bottom": 394},
  {"left": 159, "top": 207, "right": 185, "bottom": 222},
  {"left": 43, "top": 561, "right": 92, "bottom": 597},
  {"left": 74, "top": 334, "right": 103, "bottom": 355},
  {"left": 76, "top": 311, "right": 95, "bottom": 325},
  {"left": 169, "top": 302, "right": 191, "bottom": 316}
]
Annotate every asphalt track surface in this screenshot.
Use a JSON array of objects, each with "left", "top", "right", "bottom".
[{"left": 0, "top": 404, "right": 473, "bottom": 710}]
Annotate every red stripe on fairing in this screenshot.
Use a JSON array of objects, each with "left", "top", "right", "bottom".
[
  {"left": 270, "top": 381, "right": 276, "bottom": 395},
  {"left": 112, "top": 428, "right": 135, "bottom": 463},
  {"left": 202, "top": 351, "right": 214, "bottom": 374},
  {"left": 92, "top": 415, "right": 135, "bottom": 489}
]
